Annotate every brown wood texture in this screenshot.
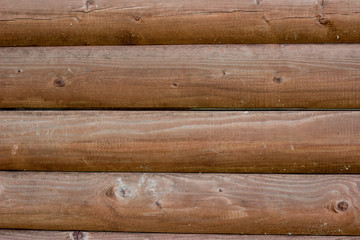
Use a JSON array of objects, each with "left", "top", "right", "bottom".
[
  {"left": 1, "top": 111, "right": 360, "bottom": 173},
  {"left": 0, "top": 172, "right": 359, "bottom": 234},
  {"left": 0, "top": 0, "right": 359, "bottom": 46},
  {"left": 1, "top": 45, "right": 360, "bottom": 109},
  {"left": 1, "top": 230, "right": 359, "bottom": 240}
]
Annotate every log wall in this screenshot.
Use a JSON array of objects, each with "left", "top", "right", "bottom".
[
  {"left": 0, "top": 172, "right": 359, "bottom": 235},
  {"left": 1, "top": 111, "right": 359, "bottom": 173},
  {"left": 1, "top": 45, "right": 360, "bottom": 109},
  {"left": 1, "top": 0, "right": 359, "bottom": 46}
]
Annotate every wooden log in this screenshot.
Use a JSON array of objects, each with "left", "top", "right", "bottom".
[
  {"left": 0, "top": 172, "right": 359, "bottom": 234},
  {"left": 0, "top": 0, "right": 359, "bottom": 46},
  {"left": 1, "top": 230, "right": 359, "bottom": 240},
  {"left": 1, "top": 111, "right": 359, "bottom": 173},
  {"left": 1, "top": 45, "right": 360, "bottom": 109}
]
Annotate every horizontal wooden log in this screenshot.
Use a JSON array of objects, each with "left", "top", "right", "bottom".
[
  {"left": 1, "top": 111, "right": 360, "bottom": 173},
  {"left": 1, "top": 45, "right": 360, "bottom": 109},
  {"left": 1, "top": 0, "right": 360, "bottom": 46},
  {"left": 0, "top": 172, "right": 359, "bottom": 234},
  {"left": 1, "top": 230, "right": 359, "bottom": 240}
]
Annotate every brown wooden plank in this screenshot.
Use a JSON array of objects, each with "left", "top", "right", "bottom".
[
  {"left": 1, "top": 111, "right": 359, "bottom": 173},
  {"left": 0, "top": 0, "right": 359, "bottom": 46},
  {"left": 0, "top": 172, "right": 359, "bottom": 234},
  {"left": 1, "top": 45, "right": 360, "bottom": 109},
  {"left": 1, "top": 230, "right": 359, "bottom": 240}
]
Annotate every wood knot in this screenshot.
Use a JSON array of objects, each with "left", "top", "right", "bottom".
[
  {"left": 119, "top": 31, "right": 140, "bottom": 45},
  {"left": 256, "top": 0, "right": 263, "bottom": 7},
  {"left": 218, "top": 188, "right": 223, "bottom": 193},
  {"left": 317, "top": 14, "right": 328, "bottom": 25},
  {"left": 85, "top": 0, "right": 94, "bottom": 11},
  {"left": 319, "top": 0, "right": 330, "bottom": 8},
  {"left": 273, "top": 76, "right": 283, "bottom": 84},
  {"left": 172, "top": 82, "right": 179, "bottom": 87},
  {"left": 155, "top": 200, "right": 162, "bottom": 209},
  {"left": 117, "top": 186, "right": 132, "bottom": 198},
  {"left": 134, "top": 15, "right": 141, "bottom": 21},
  {"left": 335, "top": 200, "right": 349, "bottom": 213},
  {"left": 71, "top": 231, "right": 87, "bottom": 240},
  {"left": 263, "top": 16, "right": 270, "bottom": 24},
  {"left": 105, "top": 186, "right": 116, "bottom": 199},
  {"left": 54, "top": 77, "right": 66, "bottom": 87}
]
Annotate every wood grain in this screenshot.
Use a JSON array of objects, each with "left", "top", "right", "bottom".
[
  {"left": 0, "top": 0, "right": 359, "bottom": 46},
  {"left": 0, "top": 172, "right": 359, "bottom": 234},
  {"left": 1, "top": 111, "right": 360, "bottom": 173},
  {"left": 1, "top": 230, "right": 360, "bottom": 240},
  {"left": 1, "top": 45, "right": 360, "bottom": 109}
]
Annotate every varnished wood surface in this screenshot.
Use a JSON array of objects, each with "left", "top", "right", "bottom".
[
  {"left": 0, "top": 0, "right": 359, "bottom": 46},
  {"left": 1, "top": 45, "right": 360, "bottom": 109},
  {"left": 1, "top": 230, "right": 359, "bottom": 240},
  {"left": 0, "top": 172, "right": 359, "bottom": 234},
  {"left": 1, "top": 111, "right": 360, "bottom": 173}
]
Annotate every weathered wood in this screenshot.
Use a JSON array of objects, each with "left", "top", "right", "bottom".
[
  {"left": 1, "top": 111, "right": 360, "bottom": 173},
  {"left": 1, "top": 230, "right": 359, "bottom": 240},
  {"left": 0, "top": 0, "right": 359, "bottom": 46},
  {"left": 1, "top": 45, "right": 360, "bottom": 109},
  {"left": 0, "top": 172, "right": 359, "bottom": 234}
]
